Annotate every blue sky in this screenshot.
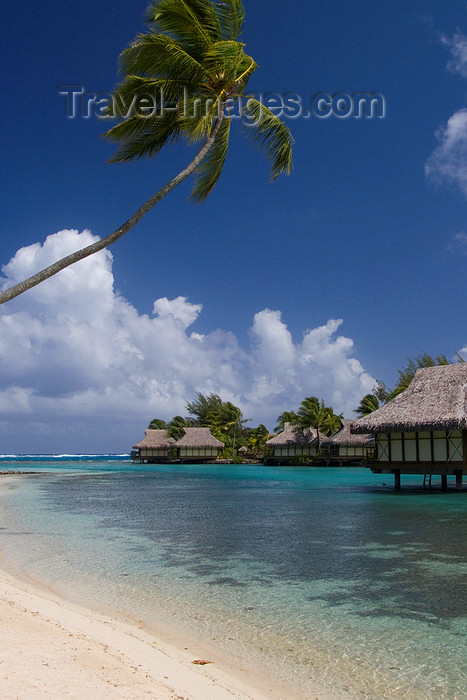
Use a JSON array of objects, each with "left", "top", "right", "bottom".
[{"left": 0, "top": 0, "right": 466, "bottom": 452}]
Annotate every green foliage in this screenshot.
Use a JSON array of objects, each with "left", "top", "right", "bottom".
[
  {"left": 185, "top": 393, "right": 249, "bottom": 453},
  {"left": 242, "top": 98, "right": 294, "bottom": 179},
  {"left": 386, "top": 353, "right": 456, "bottom": 402},
  {"left": 190, "top": 118, "right": 231, "bottom": 200},
  {"left": 373, "top": 380, "right": 389, "bottom": 404},
  {"left": 355, "top": 352, "right": 465, "bottom": 414},
  {"left": 186, "top": 392, "right": 245, "bottom": 431},
  {"left": 244, "top": 424, "right": 269, "bottom": 454},
  {"left": 290, "top": 454, "right": 313, "bottom": 466},
  {"left": 210, "top": 425, "right": 231, "bottom": 446},
  {"left": 354, "top": 394, "right": 380, "bottom": 417},
  {"left": 167, "top": 415, "right": 192, "bottom": 439},
  {"left": 186, "top": 392, "right": 224, "bottom": 424},
  {"left": 103, "top": 0, "right": 293, "bottom": 199},
  {"left": 274, "top": 411, "right": 297, "bottom": 433},
  {"left": 295, "top": 397, "right": 342, "bottom": 442},
  {"left": 148, "top": 418, "right": 168, "bottom": 429}
]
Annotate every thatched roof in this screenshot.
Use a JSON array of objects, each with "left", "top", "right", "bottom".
[
  {"left": 322, "top": 419, "right": 375, "bottom": 446},
  {"left": 266, "top": 422, "right": 326, "bottom": 446},
  {"left": 351, "top": 364, "right": 467, "bottom": 434},
  {"left": 133, "top": 429, "right": 176, "bottom": 449},
  {"left": 175, "top": 427, "right": 224, "bottom": 448}
]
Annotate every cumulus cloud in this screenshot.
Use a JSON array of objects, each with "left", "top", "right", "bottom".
[
  {"left": 153, "top": 296, "right": 203, "bottom": 329},
  {"left": 0, "top": 230, "right": 376, "bottom": 452},
  {"left": 425, "top": 108, "right": 467, "bottom": 197},
  {"left": 425, "top": 30, "right": 467, "bottom": 198},
  {"left": 442, "top": 31, "right": 467, "bottom": 78}
]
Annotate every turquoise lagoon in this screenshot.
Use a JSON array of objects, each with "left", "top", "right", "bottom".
[{"left": 0, "top": 459, "right": 465, "bottom": 699}]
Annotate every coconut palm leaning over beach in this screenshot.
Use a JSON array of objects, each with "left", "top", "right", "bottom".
[{"left": 0, "top": 0, "right": 293, "bottom": 304}]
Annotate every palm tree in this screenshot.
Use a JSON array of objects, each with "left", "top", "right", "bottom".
[
  {"left": 354, "top": 394, "right": 379, "bottom": 417},
  {"left": 167, "top": 415, "right": 192, "bottom": 439},
  {"left": 246, "top": 424, "right": 269, "bottom": 455},
  {"left": 209, "top": 402, "right": 250, "bottom": 457},
  {"left": 295, "top": 397, "right": 342, "bottom": 451},
  {"left": 274, "top": 411, "right": 297, "bottom": 433},
  {"left": 186, "top": 393, "right": 224, "bottom": 425},
  {"left": 0, "top": 0, "right": 293, "bottom": 304},
  {"left": 148, "top": 418, "right": 168, "bottom": 429}
]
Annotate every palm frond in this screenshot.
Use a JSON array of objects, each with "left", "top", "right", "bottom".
[
  {"left": 190, "top": 116, "right": 231, "bottom": 201},
  {"left": 146, "top": 0, "right": 220, "bottom": 54},
  {"left": 243, "top": 97, "right": 293, "bottom": 178},
  {"left": 107, "top": 75, "right": 189, "bottom": 117},
  {"left": 179, "top": 93, "right": 222, "bottom": 142},
  {"left": 215, "top": 0, "right": 245, "bottom": 40},
  {"left": 234, "top": 52, "right": 257, "bottom": 89},
  {"left": 104, "top": 111, "right": 181, "bottom": 161},
  {"left": 204, "top": 40, "right": 244, "bottom": 83},
  {"left": 120, "top": 33, "right": 207, "bottom": 86}
]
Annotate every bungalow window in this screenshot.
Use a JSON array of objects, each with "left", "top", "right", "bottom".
[
  {"left": 404, "top": 432, "right": 417, "bottom": 461},
  {"left": 432, "top": 431, "right": 448, "bottom": 462},
  {"left": 418, "top": 431, "right": 431, "bottom": 461},
  {"left": 391, "top": 432, "right": 403, "bottom": 461}
]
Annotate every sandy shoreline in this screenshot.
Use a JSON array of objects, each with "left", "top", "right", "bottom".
[
  {"left": 0, "top": 474, "right": 328, "bottom": 700},
  {"left": 0, "top": 561, "right": 294, "bottom": 700}
]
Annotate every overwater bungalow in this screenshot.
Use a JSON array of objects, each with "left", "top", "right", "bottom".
[
  {"left": 322, "top": 419, "right": 375, "bottom": 465},
  {"left": 265, "top": 422, "right": 326, "bottom": 465},
  {"left": 132, "top": 429, "right": 175, "bottom": 463},
  {"left": 351, "top": 364, "right": 467, "bottom": 489},
  {"left": 174, "top": 427, "right": 224, "bottom": 462}
]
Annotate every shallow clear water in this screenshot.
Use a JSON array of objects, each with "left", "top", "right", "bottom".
[{"left": 0, "top": 461, "right": 465, "bottom": 699}]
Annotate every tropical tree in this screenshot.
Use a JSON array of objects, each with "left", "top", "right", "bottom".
[
  {"left": 0, "top": 0, "right": 293, "bottom": 304},
  {"left": 167, "top": 415, "right": 192, "bottom": 439},
  {"left": 213, "top": 402, "right": 248, "bottom": 435},
  {"left": 274, "top": 411, "right": 297, "bottom": 433},
  {"left": 354, "top": 353, "right": 465, "bottom": 414},
  {"left": 294, "top": 397, "right": 342, "bottom": 451},
  {"left": 354, "top": 394, "right": 380, "bottom": 417},
  {"left": 186, "top": 393, "right": 248, "bottom": 455},
  {"left": 148, "top": 418, "right": 167, "bottom": 429},
  {"left": 245, "top": 424, "right": 269, "bottom": 455},
  {"left": 373, "top": 380, "right": 389, "bottom": 404},
  {"left": 386, "top": 352, "right": 464, "bottom": 401},
  {"left": 185, "top": 393, "right": 224, "bottom": 425}
]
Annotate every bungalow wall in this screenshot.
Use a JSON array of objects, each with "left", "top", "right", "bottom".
[
  {"left": 178, "top": 447, "right": 219, "bottom": 459},
  {"left": 269, "top": 445, "right": 318, "bottom": 458},
  {"left": 139, "top": 448, "right": 172, "bottom": 460},
  {"left": 372, "top": 429, "right": 466, "bottom": 474},
  {"left": 136, "top": 447, "right": 171, "bottom": 462},
  {"left": 329, "top": 445, "right": 374, "bottom": 459}
]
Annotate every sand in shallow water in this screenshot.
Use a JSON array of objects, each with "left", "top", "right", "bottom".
[{"left": 0, "top": 564, "right": 334, "bottom": 699}]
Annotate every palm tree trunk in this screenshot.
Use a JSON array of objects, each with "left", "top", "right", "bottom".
[{"left": 0, "top": 110, "right": 225, "bottom": 305}]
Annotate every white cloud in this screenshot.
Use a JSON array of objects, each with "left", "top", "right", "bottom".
[
  {"left": 447, "top": 231, "right": 467, "bottom": 254},
  {"left": 442, "top": 31, "right": 467, "bottom": 78},
  {"left": 153, "top": 296, "right": 203, "bottom": 329},
  {"left": 425, "top": 29, "right": 467, "bottom": 198},
  {"left": 0, "top": 230, "right": 376, "bottom": 452},
  {"left": 425, "top": 108, "right": 467, "bottom": 197}
]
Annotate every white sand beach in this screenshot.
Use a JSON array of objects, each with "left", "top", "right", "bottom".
[
  {"left": 0, "top": 563, "right": 281, "bottom": 700},
  {"left": 0, "top": 559, "right": 336, "bottom": 700}
]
